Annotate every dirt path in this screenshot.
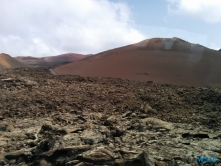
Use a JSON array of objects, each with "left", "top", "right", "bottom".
[{"left": 49, "top": 68, "right": 57, "bottom": 75}]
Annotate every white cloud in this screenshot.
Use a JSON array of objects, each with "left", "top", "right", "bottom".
[
  {"left": 167, "top": 0, "right": 221, "bottom": 23},
  {"left": 135, "top": 24, "right": 208, "bottom": 46},
  {"left": 0, "top": 0, "right": 145, "bottom": 57}
]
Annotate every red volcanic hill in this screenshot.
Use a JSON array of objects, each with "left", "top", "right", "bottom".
[
  {"left": 15, "top": 53, "right": 91, "bottom": 66},
  {"left": 0, "top": 53, "right": 26, "bottom": 69},
  {"left": 53, "top": 38, "right": 221, "bottom": 87}
]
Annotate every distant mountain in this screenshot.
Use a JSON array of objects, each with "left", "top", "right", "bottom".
[
  {"left": 54, "top": 37, "right": 221, "bottom": 87},
  {"left": 15, "top": 53, "right": 92, "bottom": 66},
  {"left": 0, "top": 53, "right": 26, "bottom": 69},
  {"left": 219, "top": 49, "right": 221, "bottom": 51}
]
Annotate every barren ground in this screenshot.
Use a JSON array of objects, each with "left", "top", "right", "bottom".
[{"left": 0, "top": 67, "right": 221, "bottom": 166}]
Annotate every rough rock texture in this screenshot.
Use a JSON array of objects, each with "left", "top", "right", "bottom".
[{"left": 0, "top": 67, "right": 221, "bottom": 165}]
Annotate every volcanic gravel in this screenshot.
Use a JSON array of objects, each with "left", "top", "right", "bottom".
[{"left": 0, "top": 67, "right": 220, "bottom": 165}]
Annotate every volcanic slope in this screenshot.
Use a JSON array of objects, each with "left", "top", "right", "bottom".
[
  {"left": 15, "top": 53, "right": 90, "bottom": 66},
  {"left": 54, "top": 37, "right": 221, "bottom": 87},
  {"left": 0, "top": 53, "right": 26, "bottom": 69}
]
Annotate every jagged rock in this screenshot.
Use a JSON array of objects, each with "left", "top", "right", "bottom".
[
  {"left": 39, "top": 160, "right": 52, "bottom": 166},
  {"left": 25, "top": 133, "right": 36, "bottom": 140},
  {"left": 36, "top": 145, "right": 91, "bottom": 166},
  {"left": 141, "top": 118, "right": 174, "bottom": 131},
  {"left": 29, "top": 159, "right": 52, "bottom": 166},
  {"left": 5, "top": 148, "right": 33, "bottom": 160},
  {"left": 5, "top": 124, "right": 15, "bottom": 132},
  {"left": 75, "top": 162, "right": 84, "bottom": 166},
  {"left": 63, "top": 133, "right": 81, "bottom": 145},
  {"left": 0, "top": 140, "right": 7, "bottom": 147},
  {"left": 0, "top": 124, "right": 6, "bottom": 131},
  {"left": 88, "top": 112, "right": 103, "bottom": 120},
  {"left": 1, "top": 78, "right": 13, "bottom": 82},
  {"left": 62, "top": 126, "right": 83, "bottom": 134},
  {"left": 122, "top": 152, "right": 155, "bottom": 166},
  {"left": 36, "top": 137, "right": 65, "bottom": 152},
  {"left": 82, "top": 150, "right": 112, "bottom": 162},
  {"left": 155, "top": 161, "right": 165, "bottom": 166},
  {"left": 80, "top": 129, "right": 103, "bottom": 145},
  {"left": 80, "top": 147, "right": 117, "bottom": 163},
  {"left": 6, "top": 131, "right": 27, "bottom": 142},
  {"left": 99, "top": 125, "right": 111, "bottom": 135},
  {"left": 66, "top": 160, "right": 81, "bottom": 165},
  {"left": 0, "top": 67, "right": 221, "bottom": 165},
  {"left": 140, "top": 103, "right": 157, "bottom": 114},
  {"left": 122, "top": 111, "right": 132, "bottom": 118},
  {"left": 107, "top": 115, "right": 119, "bottom": 123},
  {"left": 38, "top": 124, "right": 67, "bottom": 138},
  {"left": 0, "top": 148, "right": 5, "bottom": 165}
]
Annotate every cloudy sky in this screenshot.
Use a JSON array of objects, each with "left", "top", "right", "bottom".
[{"left": 0, "top": 0, "right": 220, "bottom": 57}]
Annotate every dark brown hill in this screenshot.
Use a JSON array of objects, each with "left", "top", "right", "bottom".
[
  {"left": 54, "top": 38, "right": 221, "bottom": 87},
  {"left": 15, "top": 53, "right": 91, "bottom": 66}
]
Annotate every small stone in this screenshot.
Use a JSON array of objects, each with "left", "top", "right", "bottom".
[
  {"left": 5, "top": 125, "right": 15, "bottom": 132},
  {"left": 109, "top": 143, "right": 115, "bottom": 148},
  {"left": 107, "top": 115, "right": 118, "bottom": 123},
  {"left": 38, "top": 159, "right": 52, "bottom": 166},
  {"left": 80, "top": 129, "right": 103, "bottom": 145},
  {"left": 81, "top": 147, "right": 115, "bottom": 162},
  {"left": 75, "top": 162, "right": 84, "bottom": 166},
  {"left": 155, "top": 161, "right": 167, "bottom": 166},
  {"left": 141, "top": 118, "right": 174, "bottom": 131},
  {"left": 122, "top": 111, "right": 131, "bottom": 118},
  {"left": 8, "top": 159, "right": 16, "bottom": 164},
  {"left": 0, "top": 124, "right": 6, "bottom": 131},
  {"left": 66, "top": 160, "right": 80, "bottom": 165}
]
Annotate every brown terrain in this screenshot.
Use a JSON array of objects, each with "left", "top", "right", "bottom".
[
  {"left": 54, "top": 37, "right": 221, "bottom": 87},
  {"left": 15, "top": 53, "right": 91, "bottom": 66},
  {"left": 0, "top": 38, "right": 221, "bottom": 165},
  {"left": 0, "top": 53, "right": 26, "bottom": 69},
  {"left": 0, "top": 67, "right": 220, "bottom": 165}
]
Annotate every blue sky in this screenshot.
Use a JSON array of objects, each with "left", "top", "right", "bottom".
[
  {"left": 0, "top": 0, "right": 220, "bottom": 57},
  {"left": 112, "top": 0, "right": 221, "bottom": 50}
]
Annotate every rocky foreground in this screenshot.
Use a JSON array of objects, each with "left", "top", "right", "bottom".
[{"left": 0, "top": 67, "right": 221, "bottom": 166}]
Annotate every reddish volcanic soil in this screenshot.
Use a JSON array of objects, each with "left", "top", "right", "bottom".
[
  {"left": 54, "top": 38, "right": 221, "bottom": 87},
  {"left": 15, "top": 53, "right": 91, "bottom": 66}
]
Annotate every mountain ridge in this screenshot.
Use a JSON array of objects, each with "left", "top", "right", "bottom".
[
  {"left": 53, "top": 37, "right": 221, "bottom": 87},
  {"left": 15, "top": 53, "right": 91, "bottom": 66},
  {"left": 0, "top": 53, "right": 26, "bottom": 69}
]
